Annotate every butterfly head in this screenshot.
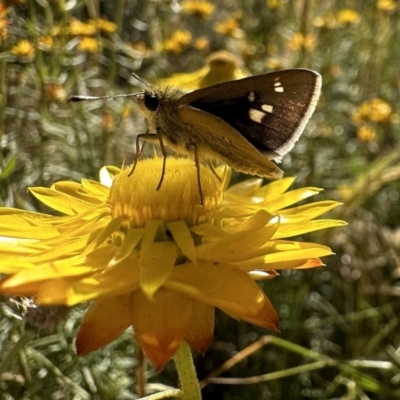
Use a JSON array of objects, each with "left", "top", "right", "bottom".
[{"left": 133, "top": 89, "right": 161, "bottom": 122}]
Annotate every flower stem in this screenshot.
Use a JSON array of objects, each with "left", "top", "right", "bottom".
[{"left": 173, "top": 342, "right": 202, "bottom": 400}]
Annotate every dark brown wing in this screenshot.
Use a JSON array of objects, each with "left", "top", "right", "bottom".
[{"left": 177, "top": 69, "right": 321, "bottom": 159}]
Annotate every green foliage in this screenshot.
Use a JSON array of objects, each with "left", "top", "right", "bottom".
[{"left": 1, "top": 0, "right": 400, "bottom": 399}]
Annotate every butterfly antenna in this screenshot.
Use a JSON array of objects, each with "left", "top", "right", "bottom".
[
  {"left": 69, "top": 93, "right": 139, "bottom": 102},
  {"left": 131, "top": 72, "right": 150, "bottom": 89}
]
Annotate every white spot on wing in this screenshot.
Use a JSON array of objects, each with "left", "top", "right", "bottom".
[
  {"left": 249, "top": 108, "right": 265, "bottom": 123},
  {"left": 274, "top": 80, "right": 284, "bottom": 92},
  {"left": 248, "top": 91, "right": 255, "bottom": 102},
  {"left": 261, "top": 104, "right": 273, "bottom": 113}
]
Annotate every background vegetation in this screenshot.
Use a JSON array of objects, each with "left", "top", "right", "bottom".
[{"left": 1, "top": 0, "right": 400, "bottom": 399}]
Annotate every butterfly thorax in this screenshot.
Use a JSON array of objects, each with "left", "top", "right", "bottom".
[{"left": 135, "top": 86, "right": 200, "bottom": 154}]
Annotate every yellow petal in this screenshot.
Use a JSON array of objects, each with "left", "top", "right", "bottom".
[
  {"left": 257, "top": 176, "right": 296, "bottom": 197},
  {"left": 130, "top": 289, "right": 193, "bottom": 370},
  {"left": 196, "top": 225, "right": 277, "bottom": 263},
  {"left": 28, "top": 187, "right": 93, "bottom": 215},
  {"left": 110, "top": 228, "right": 144, "bottom": 265},
  {"left": 67, "top": 258, "right": 141, "bottom": 304},
  {"left": 237, "top": 257, "right": 325, "bottom": 272},
  {"left": 224, "top": 292, "right": 279, "bottom": 331},
  {"left": 223, "top": 209, "right": 275, "bottom": 234},
  {"left": 190, "top": 222, "right": 229, "bottom": 241},
  {"left": 263, "top": 247, "right": 333, "bottom": 263},
  {"left": 0, "top": 276, "right": 43, "bottom": 297},
  {"left": 226, "top": 177, "right": 264, "bottom": 196},
  {"left": 262, "top": 187, "right": 323, "bottom": 212},
  {"left": 167, "top": 220, "right": 197, "bottom": 263},
  {"left": 279, "top": 200, "right": 342, "bottom": 219},
  {"left": 90, "top": 216, "right": 123, "bottom": 248},
  {"left": 140, "top": 241, "right": 178, "bottom": 298},
  {"left": 167, "top": 262, "right": 265, "bottom": 317},
  {"left": 0, "top": 263, "right": 91, "bottom": 289},
  {"left": 36, "top": 279, "right": 75, "bottom": 304},
  {"left": 0, "top": 213, "right": 58, "bottom": 239},
  {"left": 80, "top": 179, "right": 109, "bottom": 200},
  {"left": 273, "top": 219, "right": 347, "bottom": 239},
  {"left": 28, "top": 237, "right": 88, "bottom": 264},
  {"left": 76, "top": 295, "right": 131, "bottom": 355},
  {"left": 185, "top": 301, "right": 214, "bottom": 354}
]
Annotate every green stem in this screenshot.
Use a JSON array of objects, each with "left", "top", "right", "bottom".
[{"left": 173, "top": 341, "right": 202, "bottom": 400}]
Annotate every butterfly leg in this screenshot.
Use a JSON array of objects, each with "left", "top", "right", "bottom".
[
  {"left": 128, "top": 130, "right": 169, "bottom": 195},
  {"left": 128, "top": 131, "right": 150, "bottom": 177},
  {"left": 155, "top": 129, "right": 168, "bottom": 191},
  {"left": 189, "top": 143, "right": 204, "bottom": 205},
  {"left": 206, "top": 160, "right": 223, "bottom": 182}
]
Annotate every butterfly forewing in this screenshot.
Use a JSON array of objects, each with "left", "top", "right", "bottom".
[{"left": 178, "top": 69, "right": 321, "bottom": 158}]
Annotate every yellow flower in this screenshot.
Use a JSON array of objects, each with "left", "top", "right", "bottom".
[
  {"left": 377, "top": 0, "right": 396, "bottom": 11},
  {"left": 44, "top": 83, "right": 67, "bottom": 102},
  {"left": 214, "top": 17, "right": 243, "bottom": 38},
  {"left": 313, "top": 12, "right": 338, "bottom": 29},
  {"left": 78, "top": 36, "right": 101, "bottom": 53},
  {"left": 157, "top": 50, "right": 247, "bottom": 90},
  {"left": 162, "top": 29, "right": 192, "bottom": 53},
  {"left": 90, "top": 18, "right": 118, "bottom": 34},
  {"left": 357, "top": 125, "right": 377, "bottom": 142},
  {"left": 11, "top": 39, "right": 35, "bottom": 57},
  {"left": 267, "top": 0, "right": 284, "bottom": 9},
  {"left": 0, "top": 158, "right": 344, "bottom": 370},
  {"left": 352, "top": 98, "right": 392, "bottom": 124},
  {"left": 265, "top": 58, "right": 285, "bottom": 71},
  {"left": 128, "top": 41, "right": 151, "bottom": 57},
  {"left": 68, "top": 18, "right": 97, "bottom": 36},
  {"left": 193, "top": 36, "right": 210, "bottom": 51},
  {"left": 287, "top": 33, "right": 317, "bottom": 52},
  {"left": 181, "top": 0, "right": 215, "bottom": 18},
  {"left": 38, "top": 35, "right": 53, "bottom": 50},
  {"left": 337, "top": 9, "right": 361, "bottom": 25}
]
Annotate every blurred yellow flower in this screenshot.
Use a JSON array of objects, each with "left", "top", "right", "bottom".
[
  {"left": 357, "top": 125, "right": 377, "bottom": 142},
  {"left": 78, "top": 36, "right": 101, "bottom": 52},
  {"left": 128, "top": 41, "right": 151, "bottom": 57},
  {"left": 182, "top": 0, "right": 215, "bottom": 18},
  {"left": 157, "top": 50, "right": 247, "bottom": 90},
  {"left": 214, "top": 17, "right": 243, "bottom": 38},
  {"left": 287, "top": 33, "right": 316, "bottom": 52},
  {"left": 376, "top": 0, "right": 396, "bottom": 11},
  {"left": 313, "top": 12, "right": 337, "bottom": 29},
  {"left": 267, "top": 0, "right": 284, "bottom": 9},
  {"left": 90, "top": 18, "right": 118, "bottom": 34},
  {"left": 44, "top": 83, "right": 67, "bottom": 102},
  {"left": 352, "top": 98, "right": 392, "bottom": 124},
  {"left": 0, "top": 158, "right": 344, "bottom": 370},
  {"left": 38, "top": 35, "right": 53, "bottom": 50},
  {"left": 337, "top": 9, "right": 361, "bottom": 25},
  {"left": 11, "top": 39, "right": 35, "bottom": 57},
  {"left": 162, "top": 29, "right": 192, "bottom": 53},
  {"left": 68, "top": 18, "right": 97, "bottom": 36},
  {"left": 193, "top": 36, "right": 210, "bottom": 51},
  {"left": 265, "top": 58, "right": 285, "bottom": 71}
]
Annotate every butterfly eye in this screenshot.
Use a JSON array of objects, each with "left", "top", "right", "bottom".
[{"left": 144, "top": 93, "right": 159, "bottom": 111}]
